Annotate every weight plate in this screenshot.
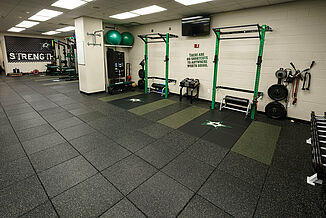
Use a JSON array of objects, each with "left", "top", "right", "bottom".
[
  {"left": 275, "top": 68, "right": 287, "bottom": 79},
  {"left": 265, "top": 101, "right": 287, "bottom": 119},
  {"left": 138, "top": 79, "right": 145, "bottom": 89},
  {"left": 268, "top": 84, "right": 288, "bottom": 101},
  {"left": 138, "top": 69, "right": 145, "bottom": 79}
]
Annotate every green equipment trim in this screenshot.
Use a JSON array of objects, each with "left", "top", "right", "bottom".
[
  {"left": 138, "top": 33, "right": 178, "bottom": 99},
  {"left": 211, "top": 24, "right": 272, "bottom": 119}
]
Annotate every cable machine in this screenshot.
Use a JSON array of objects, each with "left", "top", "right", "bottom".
[
  {"left": 138, "top": 33, "right": 178, "bottom": 99},
  {"left": 211, "top": 24, "right": 272, "bottom": 119}
]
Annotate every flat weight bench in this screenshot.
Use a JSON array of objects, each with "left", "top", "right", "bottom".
[
  {"left": 151, "top": 83, "right": 166, "bottom": 96},
  {"left": 220, "top": 95, "right": 251, "bottom": 116},
  {"left": 148, "top": 77, "right": 177, "bottom": 96}
]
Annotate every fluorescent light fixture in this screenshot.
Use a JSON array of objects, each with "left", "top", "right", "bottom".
[
  {"left": 174, "top": 0, "right": 212, "bottom": 6},
  {"left": 110, "top": 12, "right": 139, "bottom": 20},
  {"left": 16, "top": 20, "right": 39, "bottom": 28},
  {"left": 56, "top": 26, "right": 75, "bottom": 32},
  {"left": 52, "top": 0, "right": 87, "bottom": 10},
  {"left": 29, "top": 9, "right": 62, "bottom": 21},
  {"left": 8, "top": 27, "right": 25, "bottom": 32},
  {"left": 42, "top": 31, "right": 60, "bottom": 35},
  {"left": 131, "top": 5, "right": 166, "bottom": 15},
  {"left": 29, "top": 15, "right": 51, "bottom": 21}
]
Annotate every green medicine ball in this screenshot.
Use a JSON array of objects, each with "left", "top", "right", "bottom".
[
  {"left": 121, "top": 32, "right": 134, "bottom": 46},
  {"left": 105, "top": 30, "right": 122, "bottom": 45}
]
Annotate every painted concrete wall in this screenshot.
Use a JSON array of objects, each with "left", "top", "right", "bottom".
[
  {"left": 128, "top": 0, "right": 326, "bottom": 121},
  {"left": 0, "top": 33, "right": 64, "bottom": 75}
]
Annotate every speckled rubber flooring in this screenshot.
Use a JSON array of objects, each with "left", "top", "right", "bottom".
[{"left": 0, "top": 73, "right": 324, "bottom": 217}]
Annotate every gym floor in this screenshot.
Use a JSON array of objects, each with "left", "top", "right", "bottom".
[{"left": 0, "top": 74, "right": 324, "bottom": 217}]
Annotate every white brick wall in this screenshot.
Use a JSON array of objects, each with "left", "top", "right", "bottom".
[{"left": 128, "top": 0, "right": 326, "bottom": 121}]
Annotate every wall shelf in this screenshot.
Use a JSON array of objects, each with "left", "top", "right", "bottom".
[{"left": 104, "top": 44, "right": 132, "bottom": 48}]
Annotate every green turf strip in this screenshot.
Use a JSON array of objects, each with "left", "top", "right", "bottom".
[
  {"left": 98, "top": 91, "right": 142, "bottom": 102},
  {"left": 231, "top": 121, "right": 281, "bottom": 165},
  {"left": 128, "top": 99, "right": 176, "bottom": 115},
  {"left": 158, "top": 106, "right": 209, "bottom": 129}
]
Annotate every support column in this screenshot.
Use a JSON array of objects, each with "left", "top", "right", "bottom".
[{"left": 74, "top": 17, "right": 105, "bottom": 94}]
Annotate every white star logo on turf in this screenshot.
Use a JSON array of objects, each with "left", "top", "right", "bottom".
[
  {"left": 201, "top": 120, "right": 232, "bottom": 129},
  {"left": 128, "top": 98, "right": 143, "bottom": 102}
]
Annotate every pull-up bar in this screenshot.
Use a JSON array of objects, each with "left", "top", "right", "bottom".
[
  {"left": 211, "top": 24, "right": 272, "bottom": 119},
  {"left": 138, "top": 33, "right": 178, "bottom": 99}
]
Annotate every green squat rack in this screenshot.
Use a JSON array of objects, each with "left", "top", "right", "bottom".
[
  {"left": 210, "top": 24, "right": 272, "bottom": 119},
  {"left": 138, "top": 33, "right": 178, "bottom": 99}
]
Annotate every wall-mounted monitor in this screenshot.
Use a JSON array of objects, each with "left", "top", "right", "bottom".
[{"left": 182, "top": 16, "right": 211, "bottom": 37}]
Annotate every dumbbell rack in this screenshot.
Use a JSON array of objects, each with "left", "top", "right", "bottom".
[{"left": 307, "top": 111, "right": 326, "bottom": 186}]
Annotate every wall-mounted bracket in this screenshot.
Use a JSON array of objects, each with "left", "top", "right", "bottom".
[{"left": 87, "top": 30, "right": 104, "bottom": 46}]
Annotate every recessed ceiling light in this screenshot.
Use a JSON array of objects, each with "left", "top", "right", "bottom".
[
  {"left": 52, "top": 0, "right": 87, "bottom": 10},
  {"left": 110, "top": 12, "right": 139, "bottom": 20},
  {"left": 29, "top": 9, "right": 63, "bottom": 21},
  {"left": 56, "top": 26, "right": 75, "bottom": 32},
  {"left": 174, "top": 0, "right": 213, "bottom": 6},
  {"left": 131, "top": 5, "right": 166, "bottom": 15},
  {"left": 42, "top": 31, "right": 60, "bottom": 35},
  {"left": 16, "top": 20, "right": 39, "bottom": 28},
  {"left": 8, "top": 27, "right": 25, "bottom": 32}
]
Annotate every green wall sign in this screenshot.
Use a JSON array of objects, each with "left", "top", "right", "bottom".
[{"left": 187, "top": 52, "right": 208, "bottom": 68}]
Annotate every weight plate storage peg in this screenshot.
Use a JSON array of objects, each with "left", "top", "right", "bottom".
[
  {"left": 268, "top": 84, "right": 288, "bottom": 101},
  {"left": 265, "top": 101, "right": 287, "bottom": 119}
]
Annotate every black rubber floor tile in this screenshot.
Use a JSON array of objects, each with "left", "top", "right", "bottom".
[
  {"left": 38, "top": 156, "right": 97, "bottom": 197},
  {"left": 115, "top": 130, "right": 156, "bottom": 152},
  {"left": 0, "top": 128, "right": 20, "bottom": 146},
  {"left": 22, "top": 132, "right": 66, "bottom": 155},
  {"left": 136, "top": 140, "right": 183, "bottom": 169},
  {"left": 0, "top": 176, "right": 48, "bottom": 217},
  {"left": 128, "top": 172, "right": 193, "bottom": 217},
  {"left": 11, "top": 117, "right": 47, "bottom": 131},
  {"left": 43, "top": 111, "right": 74, "bottom": 123},
  {"left": 51, "top": 117, "right": 83, "bottom": 130},
  {"left": 20, "top": 201, "right": 58, "bottom": 218},
  {"left": 100, "top": 198, "right": 146, "bottom": 218},
  {"left": 179, "top": 195, "right": 232, "bottom": 218},
  {"left": 0, "top": 143, "right": 26, "bottom": 164},
  {"left": 52, "top": 174, "right": 123, "bottom": 218},
  {"left": 5, "top": 107, "right": 35, "bottom": 117},
  {"left": 76, "top": 111, "right": 106, "bottom": 122},
  {"left": 103, "top": 155, "right": 157, "bottom": 195},
  {"left": 201, "top": 128, "right": 240, "bottom": 149},
  {"left": 8, "top": 111, "right": 41, "bottom": 122},
  {"left": 198, "top": 170, "right": 260, "bottom": 217},
  {"left": 109, "top": 94, "right": 162, "bottom": 110},
  {"left": 17, "top": 124, "right": 56, "bottom": 142},
  {"left": 142, "top": 102, "right": 188, "bottom": 122},
  {"left": 61, "top": 103, "right": 87, "bottom": 111},
  {"left": 69, "top": 131, "right": 115, "bottom": 154},
  {"left": 159, "top": 130, "right": 198, "bottom": 151},
  {"left": 30, "top": 142, "right": 79, "bottom": 172},
  {"left": 84, "top": 143, "right": 131, "bottom": 171},
  {"left": 223, "top": 111, "right": 252, "bottom": 128},
  {"left": 185, "top": 139, "right": 228, "bottom": 167},
  {"left": 58, "top": 123, "right": 96, "bottom": 141},
  {"left": 162, "top": 153, "right": 214, "bottom": 192},
  {"left": 0, "top": 157, "right": 35, "bottom": 189},
  {"left": 69, "top": 107, "right": 94, "bottom": 116},
  {"left": 218, "top": 151, "right": 268, "bottom": 188},
  {"left": 38, "top": 107, "right": 66, "bottom": 117},
  {"left": 138, "top": 122, "right": 174, "bottom": 139},
  {"left": 32, "top": 101, "right": 58, "bottom": 111},
  {"left": 254, "top": 167, "right": 324, "bottom": 217},
  {"left": 3, "top": 102, "right": 31, "bottom": 111},
  {"left": 178, "top": 109, "right": 232, "bottom": 138}
]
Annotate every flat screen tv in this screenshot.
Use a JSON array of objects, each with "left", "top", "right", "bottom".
[{"left": 182, "top": 16, "right": 211, "bottom": 36}]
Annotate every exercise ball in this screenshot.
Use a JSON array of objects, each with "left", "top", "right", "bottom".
[
  {"left": 121, "top": 32, "right": 134, "bottom": 46},
  {"left": 132, "top": 82, "right": 137, "bottom": 87},
  {"left": 105, "top": 30, "right": 122, "bottom": 45}
]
